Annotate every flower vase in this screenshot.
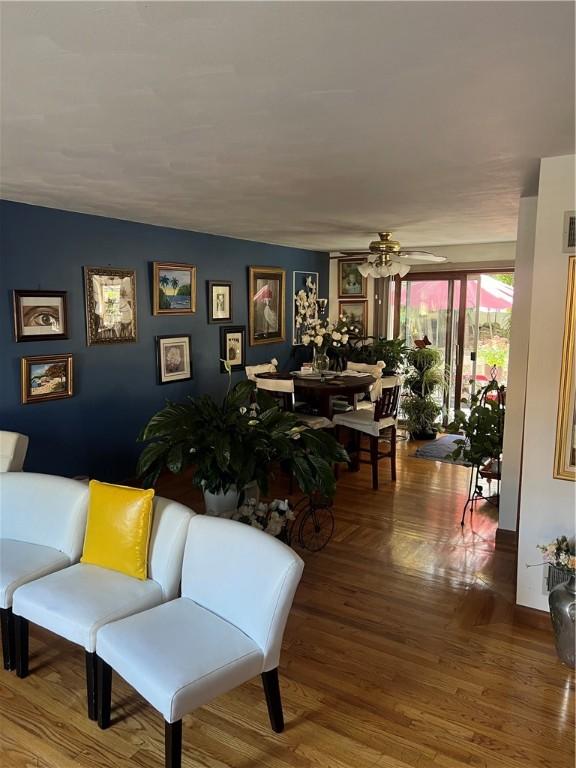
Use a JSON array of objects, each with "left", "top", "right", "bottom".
[
  {"left": 313, "top": 348, "right": 329, "bottom": 378},
  {"left": 548, "top": 570, "right": 575, "bottom": 668},
  {"left": 203, "top": 487, "right": 240, "bottom": 517}
]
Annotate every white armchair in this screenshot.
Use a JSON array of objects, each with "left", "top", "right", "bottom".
[
  {"left": 0, "top": 431, "right": 29, "bottom": 472},
  {"left": 95, "top": 516, "right": 304, "bottom": 768},
  {"left": 0, "top": 472, "right": 89, "bottom": 671},
  {"left": 12, "top": 495, "right": 193, "bottom": 721}
]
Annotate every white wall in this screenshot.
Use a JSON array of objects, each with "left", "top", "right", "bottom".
[
  {"left": 516, "top": 155, "right": 576, "bottom": 611},
  {"left": 499, "top": 198, "right": 537, "bottom": 532}
]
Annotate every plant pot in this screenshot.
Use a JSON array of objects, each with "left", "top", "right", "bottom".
[
  {"left": 411, "top": 428, "right": 437, "bottom": 441},
  {"left": 203, "top": 487, "right": 240, "bottom": 517},
  {"left": 549, "top": 571, "right": 575, "bottom": 668}
]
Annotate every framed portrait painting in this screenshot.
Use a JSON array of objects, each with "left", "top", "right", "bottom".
[
  {"left": 12, "top": 290, "right": 68, "bottom": 342},
  {"left": 554, "top": 256, "right": 576, "bottom": 480},
  {"left": 220, "top": 325, "right": 246, "bottom": 373},
  {"left": 84, "top": 267, "right": 137, "bottom": 345},
  {"left": 21, "top": 354, "right": 73, "bottom": 404},
  {"left": 156, "top": 335, "right": 193, "bottom": 384},
  {"left": 248, "top": 266, "right": 286, "bottom": 346},
  {"left": 153, "top": 262, "right": 197, "bottom": 315},
  {"left": 207, "top": 281, "right": 233, "bottom": 323},
  {"left": 338, "top": 300, "right": 368, "bottom": 337},
  {"left": 338, "top": 259, "right": 367, "bottom": 299}
]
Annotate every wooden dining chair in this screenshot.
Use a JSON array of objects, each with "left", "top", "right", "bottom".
[
  {"left": 254, "top": 378, "right": 333, "bottom": 430},
  {"left": 333, "top": 376, "right": 401, "bottom": 490}
]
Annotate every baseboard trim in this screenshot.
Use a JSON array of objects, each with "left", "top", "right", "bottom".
[
  {"left": 513, "top": 604, "right": 552, "bottom": 632},
  {"left": 495, "top": 527, "right": 517, "bottom": 551}
]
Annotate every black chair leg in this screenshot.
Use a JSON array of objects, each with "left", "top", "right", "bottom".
[
  {"left": 261, "top": 668, "right": 284, "bottom": 733},
  {"left": 1, "top": 607, "right": 15, "bottom": 671},
  {"left": 85, "top": 651, "right": 98, "bottom": 721},
  {"left": 370, "top": 436, "right": 379, "bottom": 490},
  {"left": 97, "top": 655, "right": 112, "bottom": 729},
  {"left": 165, "top": 720, "right": 182, "bottom": 768},
  {"left": 14, "top": 614, "right": 29, "bottom": 678},
  {"left": 390, "top": 425, "right": 397, "bottom": 482}
]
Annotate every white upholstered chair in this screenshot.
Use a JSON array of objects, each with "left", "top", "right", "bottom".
[
  {"left": 333, "top": 376, "right": 401, "bottom": 490},
  {"left": 0, "top": 472, "right": 89, "bottom": 671},
  {"left": 245, "top": 358, "right": 278, "bottom": 381},
  {"left": 12, "top": 496, "right": 193, "bottom": 721},
  {"left": 0, "top": 431, "right": 29, "bottom": 472},
  {"left": 96, "top": 516, "right": 304, "bottom": 768},
  {"left": 255, "top": 377, "right": 333, "bottom": 430}
]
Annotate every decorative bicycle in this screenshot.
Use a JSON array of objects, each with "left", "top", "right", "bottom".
[{"left": 287, "top": 495, "right": 335, "bottom": 552}]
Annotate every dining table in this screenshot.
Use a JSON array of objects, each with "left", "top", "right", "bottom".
[{"left": 255, "top": 371, "right": 375, "bottom": 419}]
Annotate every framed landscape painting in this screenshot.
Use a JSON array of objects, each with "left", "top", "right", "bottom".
[
  {"left": 153, "top": 262, "right": 197, "bottom": 315},
  {"left": 338, "top": 259, "right": 367, "bottom": 299},
  {"left": 21, "top": 354, "right": 73, "bottom": 404},
  {"left": 554, "top": 255, "right": 576, "bottom": 481},
  {"left": 207, "top": 281, "right": 232, "bottom": 323},
  {"left": 12, "top": 290, "right": 68, "bottom": 342},
  {"left": 220, "top": 325, "right": 246, "bottom": 373},
  {"left": 248, "top": 266, "right": 285, "bottom": 346},
  {"left": 84, "top": 267, "right": 137, "bottom": 345},
  {"left": 156, "top": 335, "right": 192, "bottom": 384},
  {"left": 338, "top": 300, "right": 368, "bottom": 337}
]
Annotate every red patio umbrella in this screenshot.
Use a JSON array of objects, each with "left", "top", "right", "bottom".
[{"left": 403, "top": 274, "right": 513, "bottom": 312}]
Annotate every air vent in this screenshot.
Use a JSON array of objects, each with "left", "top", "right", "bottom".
[{"left": 563, "top": 211, "right": 576, "bottom": 252}]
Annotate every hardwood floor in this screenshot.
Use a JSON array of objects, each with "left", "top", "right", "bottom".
[{"left": 1, "top": 441, "right": 574, "bottom": 768}]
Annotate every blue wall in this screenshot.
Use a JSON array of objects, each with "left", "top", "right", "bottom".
[{"left": 0, "top": 201, "right": 328, "bottom": 480}]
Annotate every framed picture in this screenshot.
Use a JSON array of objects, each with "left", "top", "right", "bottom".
[
  {"left": 554, "top": 256, "right": 576, "bottom": 480},
  {"left": 220, "top": 325, "right": 246, "bottom": 373},
  {"left": 338, "top": 300, "right": 368, "bottom": 337},
  {"left": 84, "top": 267, "right": 137, "bottom": 345},
  {"left": 207, "top": 281, "right": 233, "bottom": 323},
  {"left": 293, "top": 271, "right": 319, "bottom": 344},
  {"left": 156, "top": 335, "right": 193, "bottom": 384},
  {"left": 248, "top": 266, "right": 286, "bottom": 346},
  {"left": 153, "top": 262, "right": 197, "bottom": 315},
  {"left": 338, "top": 259, "right": 367, "bottom": 298},
  {"left": 21, "top": 354, "right": 73, "bottom": 404},
  {"left": 12, "top": 290, "right": 68, "bottom": 342}
]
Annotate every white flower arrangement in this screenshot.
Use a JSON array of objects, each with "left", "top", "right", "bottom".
[
  {"left": 232, "top": 498, "right": 295, "bottom": 538},
  {"left": 299, "top": 316, "right": 359, "bottom": 353}
]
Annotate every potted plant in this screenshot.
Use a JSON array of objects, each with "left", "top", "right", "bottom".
[
  {"left": 348, "top": 337, "right": 408, "bottom": 375},
  {"left": 447, "top": 379, "right": 505, "bottom": 470},
  {"left": 137, "top": 378, "right": 348, "bottom": 515},
  {"left": 402, "top": 347, "right": 444, "bottom": 439}
]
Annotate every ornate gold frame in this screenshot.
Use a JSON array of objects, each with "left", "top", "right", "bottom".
[
  {"left": 248, "top": 266, "right": 286, "bottom": 346},
  {"left": 21, "top": 354, "right": 73, "bottom": 404},
  {"left": 152, "top": 262, "right": 197, "bottom": 316},
  {"left": 554, "top": 255, "right": 576, "bottom": 480},
  {"left": 84, "top": 266, "right": 138, "bottom": 345}
]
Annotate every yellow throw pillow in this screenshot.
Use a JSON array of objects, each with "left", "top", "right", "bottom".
[{"left": 81, "top": 480, "right": 155, "bottom": 580}]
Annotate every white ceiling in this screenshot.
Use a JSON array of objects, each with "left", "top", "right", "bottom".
[{"left": 1, "top": 2, "right": 574, "bottom": 251}]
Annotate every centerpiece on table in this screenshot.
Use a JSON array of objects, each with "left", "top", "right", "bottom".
[
  {"left": 299, "top": 315, "right": 360, "bottom": 374},
  {"left": 137, "top": 376, "right": 348, "bottom": 517},
  {"left": 538, "top": 535, "right": 575, "bottom": 668}
]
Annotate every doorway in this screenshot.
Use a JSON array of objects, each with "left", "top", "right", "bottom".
[{"left": 392, "top": 271, "right": 514, "bottom": 422}]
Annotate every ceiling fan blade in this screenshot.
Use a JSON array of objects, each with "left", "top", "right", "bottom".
[
  {"left": 338, "top": 250, "right": 371, "bottom": 256},
  {"left": 390, "top": 250, "right": 447, "bottom": 264}
]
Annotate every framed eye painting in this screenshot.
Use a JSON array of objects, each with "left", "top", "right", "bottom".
[
  {"left": 21, "top": 354, "right": 73, "bottom": 404},
  {"left": 153, "top": 262, "right": 197, "bottom": 315},
  {"left": 207, "top": 281, "right": 233, "bottom": 323},
  {"left": 84, "top": 266, "right": 137, "bottom": 345},
  {"left": 13, "top": 290, "right": 69, "bottom": 342},
  {"left": 220, "top": 326, "right": 246, "bottom": 373},
  {"left": 156, "top": 335, "right": 193, "bottom": 384},
  {"left": 248, "top": 266, "right": 286, "bottom": 346}
]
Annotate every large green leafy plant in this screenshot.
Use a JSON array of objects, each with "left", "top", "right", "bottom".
[
  {"left": 447, "top": 380, "right": 505, "bottom": 466},
  {"left": 348, "top": 337, "right": 408, "bottom": 374},
  {"left": 137, "top": 380, "right": 348, "bottom": 498},
  {"left": 402, "top": 347, "right": 445, "bottom": 438}
]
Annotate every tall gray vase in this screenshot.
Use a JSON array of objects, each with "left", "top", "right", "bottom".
[{"left": 548, "top": 570, "right": 576, "bottom": 668}]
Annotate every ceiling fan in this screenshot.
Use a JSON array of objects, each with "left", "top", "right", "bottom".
[{"left": 341, "top": 232, "right": 447, "bottom": 279}]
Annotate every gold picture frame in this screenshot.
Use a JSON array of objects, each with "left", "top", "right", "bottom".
[
  {"left": 21, "top": 354, "right": 73, "bottom": 404},
  {"left": 338, "top": 299, "right": 368, "bottom": 337},
  {"left": 248, "top": 266, "right": 286, "bottom": 346},
  {"left": 338, "top": 258, "right": 367, "bottom": 299},
  {"left": 152, "top": 262, "right": 197, "bottom": 316},
  {"left": 554, "top": 255, "right": 576, "bottom": 480},
  {"left": 84, "top": 266, "right": 137, "bottom": 345}
]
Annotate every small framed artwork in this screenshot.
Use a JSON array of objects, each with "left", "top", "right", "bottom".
[
  {"left": 293, "top": 271, "right": 319, "bottom": 344},
  {"left": 338, "top": 259, "right": 367, "bottom": 299},
  {"left": 220, "top": 325, "right": 246, "bottom": 373},
  {"left": 554, "top": 255, "right": 576, "bottom": 480},
  {"left": 338, "top": 300, "right": 368, "bottom": 337},
  {"left": 156, "top": 335, "right": 193, "bottom": 384},
  {"left": 207, "top": 281, "right": 233, "bottom": 323},
  {"left": 21, "top": 354, "right": 73, "bottom": 404},
  {"left": 12, "top": 290, "right": 69, "bottom": 342},
  {"left": 84, "top": 267, "right": 137, "bottom": 345},
  {"left": 248, "top": 266, "right": 286, "bottom": 346},
  {"left": 153, "top": 262, "right": 197, "bottom": 315}
]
